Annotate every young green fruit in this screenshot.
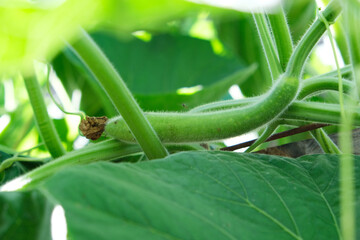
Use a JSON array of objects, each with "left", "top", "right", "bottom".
[{"left": 105, "top": 75, "right": 299, "bottom": 143}]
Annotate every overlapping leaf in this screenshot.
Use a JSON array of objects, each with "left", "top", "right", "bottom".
[{"left": 36, "top": 152, "right": 359, "bottom": 239}]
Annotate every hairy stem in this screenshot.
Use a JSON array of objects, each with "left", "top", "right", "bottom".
[
  {"left": 106, "top": 76, "right": 299, "bottom": 143},
  {"left": 340, "top": 1, "right": 359, "bottom": 239},
  {"left": 284, "top": 102, "right": 360, "bottom": 126},
  {"left": 193, "top": 97, "right": 360, "bottom": 127},
  {"left": 286, "top": 0, "right": 342, "bottom": 78},
  {"left": 313, "top": 64, "right": 352, "bottom": 78},
  {"left": 268, "top": 6, "right": 293, "bottom": 71},
  {"left": 23, "top": 75, "right": 66, "bottom": 158},
  {"left": 253, "top": 13, "right": 282, "bottom": 80},
  {"left": 0, "top": 140, "right": 141, "bottom": 191},
  {"left": 342, "top": 0, "right": 360, "bottom": 99},
  {"left": 310, "top": 128, "right": 341, "bottom": 154},
  {"left": 245, "top": 121, "right": 279, "bottom": 152},
  {"left": 299, "top": 77, "right": 353, "bottom": 99},
  {"left": 70, "top": 30, "right": 168, "bottom": 159}
]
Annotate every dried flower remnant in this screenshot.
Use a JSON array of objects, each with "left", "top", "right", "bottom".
[{"left": 79, "top": 116, "right": 108, "bottom": 140}]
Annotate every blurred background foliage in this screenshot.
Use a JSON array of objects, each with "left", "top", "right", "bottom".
[{"left": 0, "top": 0, "right": 347, "bottom": 159}]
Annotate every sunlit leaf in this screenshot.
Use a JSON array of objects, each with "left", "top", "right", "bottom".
[{"left": 187, "top": 0, "right": 281, "bottom": 12}]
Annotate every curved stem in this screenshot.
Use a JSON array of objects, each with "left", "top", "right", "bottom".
[
  {"left": 313, "top": 64, "right": 353, "bottom": 78},
  {"left": 0, "top": 139, "right": 142, "bottom": 191},
  {"left": 286, "top": 0, "right": 342, "bottom": 78},
  {"left": 245, "top": 121, "right": 279, "bottom": 152},
  {"left": 299, "top": 77, "right": 353, "bottom": 99},
  {"left": 284, "top": 101, "right": 360, "bottom": 126},
  {"left": 191, "top": 75, "right": 353, "bottom": 113},
  {"left": 0, "top": 156, "right": 46, "bottom": 173},
  {"left": 24, "top": 75, "right": 66, "bottom": 158},
  {"left": 46, "top": 65, "right": 85, "bottom": 120},
  {"left": 268, "top": 6, "right": 293, "bottom": 71},
  {"left": 1, "top": 140, "right": 206, "bottom": 191},
  {"left": 253, "top": 13, "right": 282, "bottom": 80},
  {"left": 192, "top": 96, "right": 360, "bottom": 127},
  {"left": 69, "top": 30, "right": 168, "bottom": 160},
  {"left": 106, "top": 76, "right": 299, "bottom": 143},
  {"left": 190, "top": 96, "right": 261, "bottom": 113}
]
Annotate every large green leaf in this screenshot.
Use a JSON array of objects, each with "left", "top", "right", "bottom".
[
  {"left": 39, "top": 152, "right": 359, "bottom": 239},
  {"left": 0, "top": 190, "right": 53, "bottom": 240},
  {"left": 55, "top": 32, "right": 254, "bottom": 111}
]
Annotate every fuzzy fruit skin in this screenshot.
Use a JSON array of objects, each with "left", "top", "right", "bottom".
[{"left": 106, "top": 75, "right": 299, "bottom": 143}]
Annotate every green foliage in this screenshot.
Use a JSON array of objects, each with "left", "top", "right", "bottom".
[
  {"left": 0, "top": 0, "right": 203, "bottom": 75},
  {"left": 0, "top": 151, "right": 43, "bottom": 185},
  {"left": 2, "top": 152, "right": 359, "bottom": 239},
  {"left": 56, "top": 32, "right": 254, "bottom": 111},
  {"left": 0, "top": 0, "right": 359, "bottom": 239},
  {"left": 0, "top": 190, "right": 53, "bottom": 240}
]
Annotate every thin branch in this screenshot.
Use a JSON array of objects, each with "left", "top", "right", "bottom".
[{"left": 221, "top": 123, "right": 329, "bottom": 151}]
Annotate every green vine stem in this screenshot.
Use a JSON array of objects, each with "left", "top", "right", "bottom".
[
  {"left": 110, "top": 101, "right": 360, "bottom": 143},
  {"left": 193, "top": 96, "right": 360, "bottom": 127},
  {"left": 314, "top": 64, "right": 352, "bottom": 78},
  {"left": 46, "top": 65, "right": 86, "bottom": 120},
  {"left": 0, "top": 139, "right": 141, "bottom": 191},
  {"left": 0, "top": 140, "right": 206, "bottom": 191},
  {"left": 268, "top": 6, "right": 293, "bottom": 71},
  {"left": 320, "top": 4, "right": 357, "bottom": 239},
  {"left": 0, "top": 143, "right": 47, "bottom": 173},
  {"left": 339, "top": 104, "right": 356, "bottom": 240},
  {"left": 70, "top": 30, "right": 168, "bottom": 160},
  {"left": 191, "top": 76, "right": 352, "bottom": 113},
  {"left": 189, "top": 0, "right": 341, "bottom": 146},
  {"left": 253, "top": 12, "right": 282, "bottom": 80},
  {"left": 340, "top": 1, "right": 360, "bottom": 239},
  {"left": 221, "top": 123, "right": 329, "bottom": 151},
  {"left": 0, "top": 156, "right": 47, "bottom": 173},
  {"left": 245, "top": 121, "right": 279, "bottom": 153},
  {"left": 23, "top": 75, "right": 66, "bottom": 158},
  {"left": 284, "top": 101, "right": 360, "bottom": 125},
  {"left": 190, "top": 97, "right": 260, "bottom": 113},
  {"left": 310, "top": 128, "right": 341, "bottom": 154},
  {"left": 106, "top": 76, "right": 299, "bottom": 143},
  {"left": 310, "top": 8, "right": 345, "bottom": 157},
  {"left": 342, "top": 0, "right": 360, "bottom": 100},
  {"left": 299, "top": 77, "right": 353, "bottom": 99},
  {"left": 286, "top": 0, "right": 342, "bottom": 78},
  {"left": 0, "top": 144, "right": 16, "bottom": 154}
]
